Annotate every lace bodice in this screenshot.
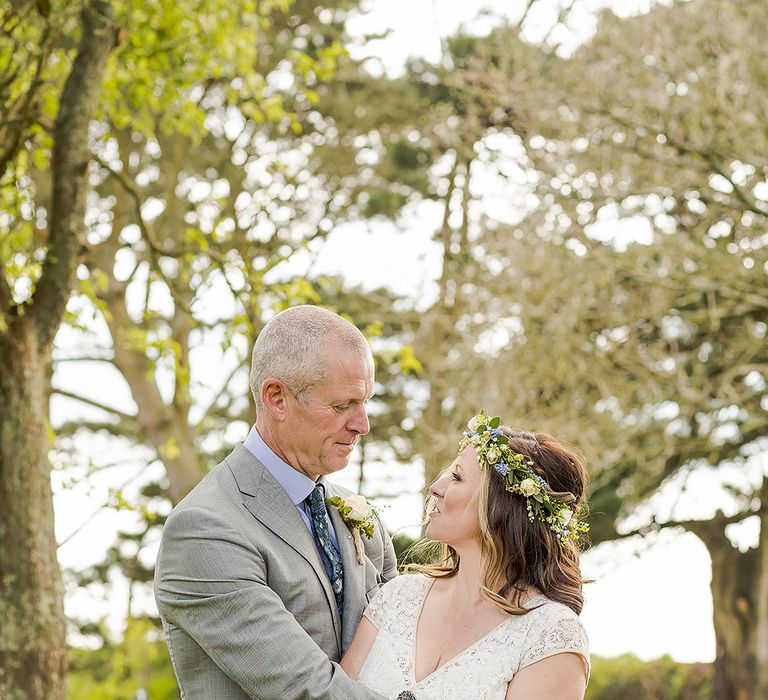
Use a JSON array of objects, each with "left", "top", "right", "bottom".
[{"left": 357, "top": 574, "right": 589, "bottom": 700}]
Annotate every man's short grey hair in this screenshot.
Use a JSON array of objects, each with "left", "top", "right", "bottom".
[{"left": 249, "top": 305, "right": 371, "bottom": 412}]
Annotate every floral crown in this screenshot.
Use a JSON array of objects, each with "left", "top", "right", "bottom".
[{"left": 458, "top": 412, "right": 589, "bottom": 545}]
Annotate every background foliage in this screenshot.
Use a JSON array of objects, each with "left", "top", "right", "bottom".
[{"left": 3, "top": 0, "right": 766, "bottom": 697}]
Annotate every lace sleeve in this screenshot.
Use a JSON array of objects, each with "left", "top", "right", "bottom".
[
  {"left": 362, "top": 576, "right": 401, "bottom": 629},
  {"left": 519, "top": 605, "right": 590, "bottom": 678}
]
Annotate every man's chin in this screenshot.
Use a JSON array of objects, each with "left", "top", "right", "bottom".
[
  {"left": 320, "top": 458, "right": 351, "bottom": 475},
  {"left": 316, "top": 442, "right": 358, "bottom": 474}
]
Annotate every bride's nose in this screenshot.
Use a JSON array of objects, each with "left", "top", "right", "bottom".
[{"left": 430, "top": 476, "right": 447, "bottom": 498}]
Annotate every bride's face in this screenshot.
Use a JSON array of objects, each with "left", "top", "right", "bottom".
[{"left": 425, "top": 447, "right": 482, "bottom": 546}]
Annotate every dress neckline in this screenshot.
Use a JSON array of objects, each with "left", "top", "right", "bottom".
[{"left": 410, "top": 575, "right": 545, "bottom": 685}]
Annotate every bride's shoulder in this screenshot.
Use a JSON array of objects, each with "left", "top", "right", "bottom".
[
  {"left": 371, "top": 573, "right": 432, "bottom": 611},
  {"left": 522, "top": 597, "right": 589, "bottom": 649},
  {"left": 516, "top": 597, "right": 590, "bottom": 676},
  {"left": 530, "top": 597, "right": 583, "bottom": 620},
  {"left": 364, "top": 573, "right": 429, "bottom": 628},
  {"left": 379, "top": 572, "right": 430, "bottom": 597}
]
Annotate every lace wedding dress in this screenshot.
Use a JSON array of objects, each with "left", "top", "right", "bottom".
[{"left": 357, "top": 574, "right": 589, "bottom": 700}]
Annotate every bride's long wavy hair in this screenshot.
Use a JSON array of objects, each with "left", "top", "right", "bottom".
[{"left": 406, "top": 428, "right": 589, "bottom": 616}]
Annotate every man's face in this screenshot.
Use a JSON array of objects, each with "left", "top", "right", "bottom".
[{"left": 280, "top": 341, "right": 375, "bottom": 480}]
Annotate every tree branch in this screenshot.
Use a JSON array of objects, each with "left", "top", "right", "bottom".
[
  {"left": 54, "top": 418, "right": 141, "bottom": 440},
  {"left": 29, "top": 0, "right": 118, "bottom": 350},
  {"left": 614, "top": 508, "right": 760, "bottom": 543},
  {"left": 591, "top": 107, "right": 768, "bottom": 217},
  {"left": 57, "top": 462, "right": 151, "bottom": 548},
  {"left": 54, "top": 355, "right": 114, "bottom": 363},
  {"left": 51, "top": 387, "right": 136, "bottom": 422},
  {"left": 514, "top": 0, "right": 540, "bottom": 32},
  {"left": 194, "top": 362, "right": 248, "bottom": 431},
  {"left": 0, "top": 19, "right": 52, "bottom": 174}
]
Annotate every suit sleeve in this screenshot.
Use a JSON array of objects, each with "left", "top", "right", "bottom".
[{"left": 154, "top": 505, "right": 387, "bottom": 700}]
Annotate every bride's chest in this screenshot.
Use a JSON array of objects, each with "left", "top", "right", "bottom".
[{"left": 414, "top": 605, "right": 511, "bottom": 682}]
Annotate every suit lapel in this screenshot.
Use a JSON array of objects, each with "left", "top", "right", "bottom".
[
  {"left": 225, "top": 443, "right": 342, "bottom": 649},
  {"left": 326, "top": 485, "right": 367, "bottom": 650}
]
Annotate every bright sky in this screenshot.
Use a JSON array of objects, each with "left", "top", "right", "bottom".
[{"left": 50, "top": 0, "right": 733, "bottom": 666}]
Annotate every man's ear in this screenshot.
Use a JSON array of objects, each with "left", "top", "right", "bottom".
[{"left": 261, "top": 378, "right": 289, "bottom": 421}]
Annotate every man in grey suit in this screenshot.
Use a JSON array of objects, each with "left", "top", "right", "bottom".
[{"left": 154, "top": 305, "right": 398, "bottom": 698}]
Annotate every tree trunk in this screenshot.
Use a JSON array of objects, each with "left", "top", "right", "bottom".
[
  {"left": 753, "top": 477, "right": 768, "bottom": 697},
  {"left": 106, "top": 288, "right": 204, "bottom": 505},
  {"left": 0, "top": 1, "right": 116, "bottom": 696},
  {"left": 689, "top": 517, "right": 763, "bottom": 700},
  {"left": 0, "top": 324, "right": 66, "bottom": 700},
  {"left": 710, "top": 546, "right": 756, "bottom": 699}
]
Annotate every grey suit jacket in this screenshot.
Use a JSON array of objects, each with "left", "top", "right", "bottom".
[{"left": 154, "top": 442, "right": 399, "bottom": 699}]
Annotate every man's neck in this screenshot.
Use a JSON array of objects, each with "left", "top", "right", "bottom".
[{"left": 253, "top": 421, "right": 319, "bottom": 481}]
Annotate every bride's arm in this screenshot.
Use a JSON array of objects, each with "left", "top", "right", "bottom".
[
  {"left": 340, "top": 616, "right": 380, "bottom": 680},
  {"left": 505, "top": 652, "right": 588, "bottom": 700}
]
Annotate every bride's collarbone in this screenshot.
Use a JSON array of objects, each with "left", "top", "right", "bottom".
[{"left": 414, "top": 591, "right": 510, "bottom": 680}]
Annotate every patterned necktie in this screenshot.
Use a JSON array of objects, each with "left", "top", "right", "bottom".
[{"left": 306, "top": 485, "right": 344, "bottom": 618}]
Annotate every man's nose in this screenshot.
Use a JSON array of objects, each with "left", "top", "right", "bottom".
[{"left": 347, "top": 403, "right": 370, "bottom": 435}]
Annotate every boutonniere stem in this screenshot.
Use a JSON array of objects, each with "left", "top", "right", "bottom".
[{"left": 352, "top": 529, "right": 364, "bottom": 565}]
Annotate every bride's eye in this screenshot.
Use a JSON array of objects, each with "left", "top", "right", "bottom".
[{"left": 451, "top": 471, "right": 461, "bottom": 482}]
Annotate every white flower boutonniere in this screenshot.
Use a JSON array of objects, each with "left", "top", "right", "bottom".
[{"left": 326, "top": 494, "right": 377, "bottom": 564}]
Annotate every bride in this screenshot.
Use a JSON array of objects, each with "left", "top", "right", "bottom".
[{"left": 341, "top": 413, "right": 591, "bottom": 700}]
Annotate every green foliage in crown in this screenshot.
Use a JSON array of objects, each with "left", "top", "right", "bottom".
[{"left": 458, "top": 412, "right": 589, "bottom": 545}]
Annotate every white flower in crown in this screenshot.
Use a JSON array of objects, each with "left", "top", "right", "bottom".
[
  {"left": 486, "top": 446, "right": 502, "bottom": 464},
  {"left": 557, "top": 508, "right": 573, "bottom": 527},
  {"left": 519, "top": 478, "right": 539, "bottom": 497},
  {"left": 467, "top": 415, "right": 483, "bottom": 431}
]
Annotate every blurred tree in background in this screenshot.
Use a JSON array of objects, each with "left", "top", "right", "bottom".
[
  {"left": 442, "top": 2, "right": 767, "bottom": 696},
  {"left": 1, "top": 0, "right": 409, "bottom": 696},
  {"left": 587, "top": 655, "right": 713, "bottom": 700},
  {"left": 333, "top": 1, "right": 766, "bottom": 696},
  {"left": 1, "top": 1, "right": 117, "bottom": 696},
  {"left": 67, "top": 618, "right": 177, "bottom": 700}
]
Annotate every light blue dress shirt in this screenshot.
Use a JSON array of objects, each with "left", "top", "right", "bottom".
[{"left": 243, "top": 425, "right": 341, "bottom": 564}]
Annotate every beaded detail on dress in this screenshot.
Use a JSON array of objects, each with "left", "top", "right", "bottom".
[{"left": 358, "top": 574, "right": 590, "bottom": 700}]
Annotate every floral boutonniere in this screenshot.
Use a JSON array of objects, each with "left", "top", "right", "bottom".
[{"left": 326, "top": 494, "right": 376, "bottom": 564}]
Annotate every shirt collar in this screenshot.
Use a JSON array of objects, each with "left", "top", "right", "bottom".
[{"left": 243, "top": 425, "right": 324, "bottom": 505}]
